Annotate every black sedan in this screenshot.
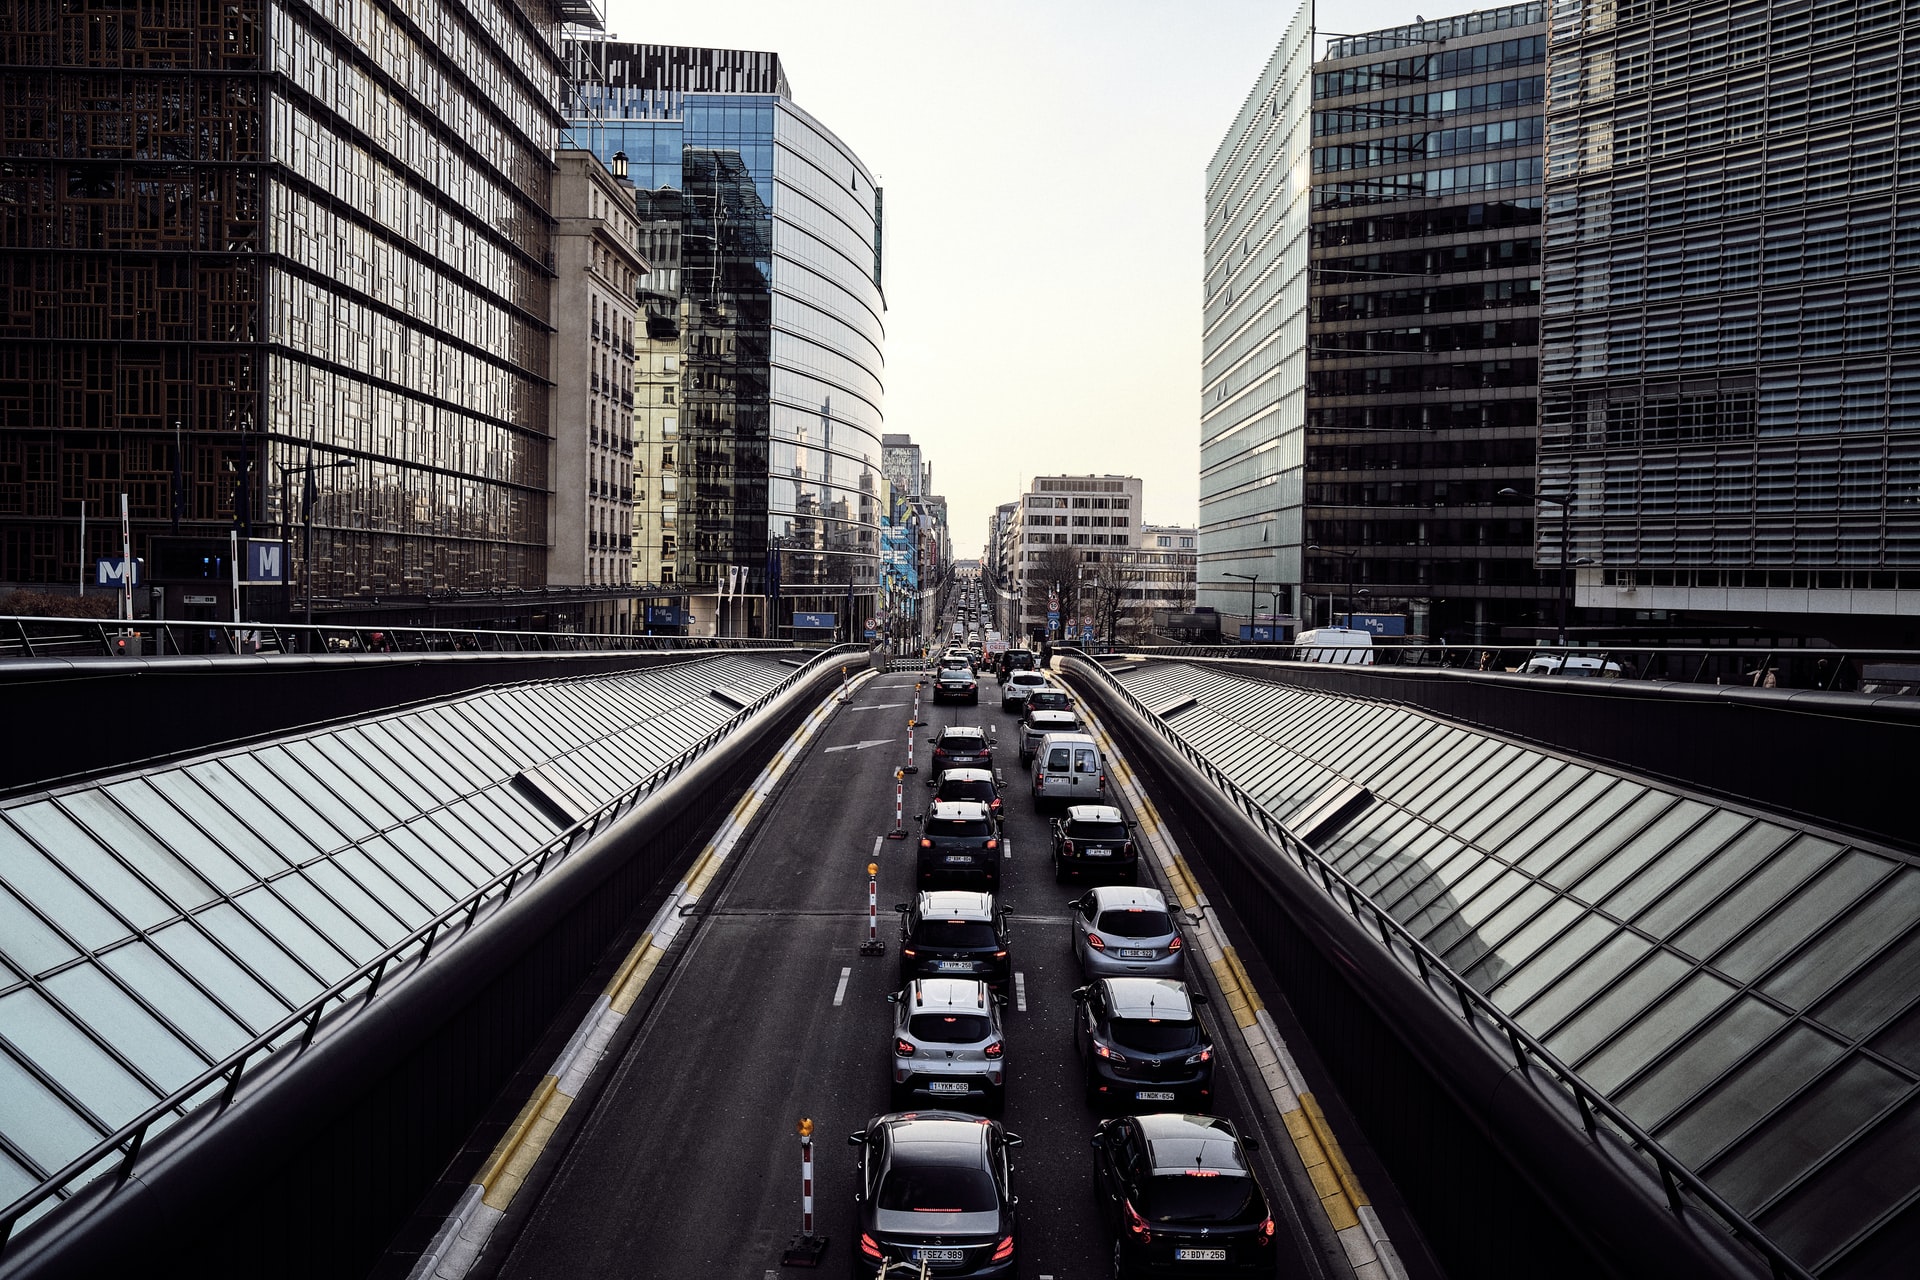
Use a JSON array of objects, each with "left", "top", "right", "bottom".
[
  {"left": 1092, "top": 1113, "right": 1277, "bottom": 1277},
  {"left": 929, "top": 725, "right": 992, "bottom": 773},
  {"left": 852, "top": 1111, "right": 1023, "bottom": 1278},
  {"left": 933, "top": 666, "right": 979, "bottom": 704}
]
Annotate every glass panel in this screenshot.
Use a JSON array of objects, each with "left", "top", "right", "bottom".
[
  {"left": 1761, "top": 871, "right": 1920, "bottom": 1009},
  {"left": 60, "top": 791, "right": 216, "bottom": 913},
  {"left": 1428, "top": 745, "right": 1528, "bottom": 831},
  {"left": 1535, "top": 791, "right": 1674, "bottom": 892},
  {"left": 331, "top": 848, "right": 431, "bottom": 929},
  {"left": 1461, "top": 891, "right": 1579, "bottom": 991},
  {"left": 394, "top": 821, "right": 488, "bottom": 891},
  {"left": 326, "top": 729, "right": 430, "bottom": 815},
  {"left": 1574, "top": 969, "right": 1739, "bottom": 1091},
  {"left": 357, "top": 722, "right": 458, "bottom": 805},
  {"left": 1375, "top": 837, "right": 1469, "bottom": 910},
  {"left": 301, "top": 860, "right": 407, "bottom": 945},
  {"left": 1657, "top": 1024, "right": 1847, "bottom": 1168},
  {"left": 1375, "top": 733, "right": 1473, "bottom": 799},
  {"left": 1355, "top": 825, "right": 1446, "bottom": 898},
  {"left": 182, "top": 762, "right": 321, "bottom": 864},
  {"left": 1712, "top": 852, "right": 1890, "bottom": 983},
  {"left": 0, "top": 1048, "right": 105, "bottom": 1171},
  {"left": 1467, "top": 763, "right": 1584, "bottom": 849},
  {"left": 384, "top": 718, "right": 485, "bottom": 793},
  {"left": 0, "top": 989, "right": 157, "bottom": 1127},
  {"left": 1570, "top": 798, "right": 1715, "bottom": 905},
  {"left": 0, "top": 883, "right": 79, "bottom": 976},
  {"left": 1542, "top": 949, "right": 1693, "bottom": 1063},
  {"left": 1325, "top": 807, "right": 1408, "bottom": 872},
  {"left": 1615, "top": 997, "right": 1791, "bottom": 1131},
  {"left": 224, "top": 752, "right": 352, "bottom": 850},
  {"left": 1758, "top": 1098, "right": 1920, "bottom": 1267},
  {"left": 482, "top": 786, "right": 558, "bottom": 845},
  {"left": 363, "top": 833, "right": 460, "bottom": 905},
  {"left": 0, "top": 1148, "right": 35, "bottom": 1210},
  {"left": 1404, "top": 739, "right": 1504, "bottom": 811},
  {"left": 1674, "top": 834, "right": 1845, "bottom": 962},
  {"left": 42, "top": 964, "right": 207, "bottom": 1091},
  {"left": 289, "top": 738, "right": 401, "bottom": 829},
  {"left": 1510, "top": 777, "right": 1640, "bottom": 872},
  {"left": 1438, "top": 877, "right": 1548, "bottom": 973},
  {"left": 196, "top": 901, "right": 327, "bottom": 1003},
  {"left": 0, "top": 823, "right": 127, "bottom": 950},
  {"left": 148, "top": 923, "right": 289, "bottom": 1032},
  {"left": 1634, "top": 819, "right": 1796, "bottom": 937},
  {"left": 432, "top": 802, "right": 517, "bottom": 868},
  {"left": 1868, "top": 1001, "right": 1920, "bottom": 1075},
  {"left": 103, "top": 779, "right": 252, "bottom": 894},
  {"left": 273, "top": 742, "right": 386, "bottom": 837},
  {"left": 418, "top": 708, "right": 513, "bottom": 783},
  {"left": 449, "top": 703, "right": 538, "bottom": 766},
  {"left": 146, "top": 771, "right": 293, "bottom": 879},
  {"left": 6, "top": 804, "right": 172, "bottom": 930},
  {"left": 1488, "top": 772, "right": 1619, "bottom": 865},
  {"left": 232, "top": 886, "right": 357, "bottom": 979},
  {"left": 1815, "top": 925, "right": 1920, "bottom": 1042},
  {"left": 99, "top": 942, "right": 250, "bottom": 1060},
  {"left": 1405, "top": 858, "right": 1508, "bottom": 943},
  {"left": 1506, "top": 924, "right": 1648, "bottom": 1029},
  {"left": 1701, "top": 1054, "right": 1908, "bottom": 1215}
]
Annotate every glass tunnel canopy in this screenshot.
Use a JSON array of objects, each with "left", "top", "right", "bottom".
[
  {"left": 1117, "top": 661, "right": 1920, "bottom": 1278},
  {"left": 0, "top": 654, "right": 800, "bottom": 1230}
]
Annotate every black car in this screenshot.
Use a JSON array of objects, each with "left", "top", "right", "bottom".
[
  {"left": 933, "top": 667, "right": 979, "bottom": 704},
  {"left": 916, "top": 801, "right": 1002, "bottom": 889},
  {"left": 897, "top": 890, "right": 1012, "bottom": 987},
  {"left": 997, "top": 649, "right": 1036, "bottom": 678},
  {"left": 931, "top": 767, "right": 1003, "bottom": 827},
  {"left": 1051, "top": 803, "right": 1138, "bottom": 883},
  {"left": 1092, "top": 1113, "right": 1276, "bottom": 1277},
  {"left": 929, "top": 725, "right": 993, "bottom": 773},
  {"left": 1072, "top": 978, "right": 1214, "bottom": 1111},
  {"left": 851, "top": 1111, "right": 1022, "bottom": 1278}
]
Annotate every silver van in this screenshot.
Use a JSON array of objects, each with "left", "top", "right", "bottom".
[{"left": 1031, "top": 731, "right": 1104, "bottom": 811}]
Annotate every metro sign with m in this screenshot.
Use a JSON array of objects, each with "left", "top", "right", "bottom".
[
  {"left": 247, "top": 540, "right": 287, "bottom": 584},
  {"left": 95, "top": 558, "right": 140, "bottom": 587}
]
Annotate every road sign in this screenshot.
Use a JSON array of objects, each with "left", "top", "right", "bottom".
[
  {"left": 95, "top": 557, "right": 140, "bottom": 587},
  {"left": 793, "top": 611, "right": 836, "bottom": 629},
  {"left": 245, "top": 539, "right": 286, "bottom": 585}
]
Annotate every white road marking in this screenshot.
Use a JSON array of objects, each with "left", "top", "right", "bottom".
[
  {"left": 872, "top": 835, "right": 883, "bottom": 857},
  {"left": 823, "top": 738, "right": 894, "bottom": 754},
  {"left": 1003, "top": 839, "right": 1013, "bottom": 861},
  {"left": 1014, "top": 971, "right": 1028, "bottom": 1012},
  {"left": 833, "top": 966, "right": 852, "bottom": 1007},
  {"left": 842, "top": 702, "right": 906, "bottom": 711}
]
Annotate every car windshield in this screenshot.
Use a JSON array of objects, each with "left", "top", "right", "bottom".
[
  {"left": 876, "top": 1162, "right": 999, "bottom": 1213},
  {"left": 1110, "top": 1017, "right": 1202, "bottom": 1052},
  {"left": 1097, "top": 908, "right": 1172, "bottom": 936},
  {"left": 1071, "top": 822, "right": 1128, "bottom": 842},
  {"left": 940, "top": 781, "right": 996, "bottom": 804},
  {"left": 918, "top": 920, "right": 999, "bottom": 947},
  {"left": 927, "top": 818, "right": 992, "bottom": 838},
  {"left": 1028, "top": 691, "right": 1071, "bottom": 710},
  {"left": 910, "top": 1013, "right": 992, "bottom": 1043},
  {"left": 1139, "top": 1173, "right": 1256, "bottom": 1224}
]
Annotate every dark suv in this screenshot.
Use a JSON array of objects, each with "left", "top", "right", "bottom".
[
  {"left": 932, "top": 767, "right": 1003, "bottom": 827},
  {"left": 1051, "top": 804, "right": 1138, "bottom": 883},
  {"left": 918, "top": 800, "right": 1001, "bottom": 888},
  {"left": 851, "top": 1111, "right": 1022, "bottom": 1278},
  {"left": 929, "top": 725, "right": 993, "bottom": 774},
  {"left": 997, "top": 648, "right": 1036, "bottom": 678},
  {"left": 1092, "top": 1113, "right": 1275, "bottom": 1277},
  {"left": 897, "top": 890, "right": 1013, "bottom": 991},
  {"left": 1072, "top": 977, "right": 1214, "bottom": 1111}
]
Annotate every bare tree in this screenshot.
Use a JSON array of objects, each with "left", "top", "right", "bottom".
[
  {"left": 1023, "top": 543, "right": 1081, "bottom": 638},
  {"left": 1082, "top": 554, "right": 1144, "bottom": 645}
]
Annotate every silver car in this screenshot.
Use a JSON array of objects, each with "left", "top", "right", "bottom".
[
  {"left": 888, "top": 977, "right": 1007, "bottom": 1113},
  {"left": 1000, "top": 668, "right": 1049, "bottom": 712},
  {"left": 1070, "top": 885, "right": 1185, "bottom": 979}
]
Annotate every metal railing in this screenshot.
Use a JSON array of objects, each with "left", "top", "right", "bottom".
[
  {"left": 0, "top": 643, "right": 862, "bottom": 1253},
  {"left": 1058, "top": 650, "right": 1815, "bottom": 1280},
  {"left": 0, "top": 615, "right": 787, "bottom": 662}
]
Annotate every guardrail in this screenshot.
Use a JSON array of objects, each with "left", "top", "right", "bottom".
[
  {"left": 1057, "top": 649, "right": 1813, "bottom": 1280},
  {"left": 0, "top": 615, "right": 790, "bottom": 661},
  {"left": 0, "top": 642, "right": 863, "bottom": 1254}
]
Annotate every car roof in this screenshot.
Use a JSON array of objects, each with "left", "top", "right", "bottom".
[
  {"left": 884, "top": 1115, "right": 991, "bottom": 1164},
  {"left": 908, "top": 978, "right": 993, "bottom": 1010},
  {"left": 936, "top": 768, "right": 994, "bottom": 784},
  {"left": 1010, "top": 671, "right": 1048, "bottom": 683},
  {"left": 1100, "top": 976, "right": 1193, "bottom": 1019},
  {"left": 1133, "top": 1114, "right": 1250, "bottom": 1174},
  {"left": 1089, "top": 884, "right": 1165, "bottom": 910},
  {"left": 938, "top": 725, "right": 985, "bottom": 739},
  {"left": 1038, "top": 731, "right": 1096, "bottom": 746},
  {"left": 1066, "top": 804, "right": 1126, "bottom": 824},
  {"left": 929, "top": 800, "right": 990, "bottom": 820},
  {"left": 917, "top": 889, "right": 995, "bottom": 917},
  {"left": 936, "top": 667, "right": 973, "bottom": 678}
]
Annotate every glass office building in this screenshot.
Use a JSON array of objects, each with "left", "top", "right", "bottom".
[
  {"left": 0, "top": 0, "right": 579, "bottom": 604},
  {"left": 1540, "top": 0, "right": 1920, "bottom": 641},
  {"left": 565, "top": 44, "right": 888, "bottom": 637},
  {"left": 1308, "top": 5, "right": 1552, "bottom": 644}
]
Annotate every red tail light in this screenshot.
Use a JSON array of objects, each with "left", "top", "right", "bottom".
[
  {"left": 986, "top": 838, "right": 998, "bottom": 849},
  {"left": 1062, "top": 839, "right": 1075, "bottom": 855},
  {"left": 1168, "top": 936, "right": 1183, "bottom": 951},
  {"left": 1259, "top": 1214, "right": 1276, "bottom": 1243},
  {"left": 991, "top": 1235, "right": 1014, "bottom": 1261},
  {"left": 1123, "top": 1200, "right": 1151, "bottom": 1241},
  {"left": 1086, "top": 932, "right": 1105, "bottom": 950},
  {"left": 983, "top": 1040, "right": 1003, "bottom": 1059},
  {"left": 1098, "top": 773, "right": 1107, "bottom": 791},
  {"left": 993, "top": 949, "right": 1007, "bottom": 958},
  {"left": 990, "top": 797, "right": 1002, "bottom": 810},
  {"left": 860, "top": 1232, "right": 883, "bottom": 1258},
  {"left": 919, "top": 838, "right": 931, "bottom": 848},
  {"left": 895, "top": 1038, "right": 915, "bottom": 1056},
  {"left": 902, "top": 947, "right": 916, "bottom": 957}
]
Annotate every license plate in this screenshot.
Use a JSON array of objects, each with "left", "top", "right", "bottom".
[
  {"left": 1136, "top": 1090, "right": 1176, "bottom": 1101},
  {"left": 1175, "top": 1247, "right": 1227, "bottom": 1261},
  {"left": 1084, "top": 847, "right": 1112, "bottom": 857},
  {"left": 936, "top": 961, "right": 974, "bottom": 972},
  {"left": 1119, "top": 948, "right": 1154, "bottom": 958},
  {"left": 945, "top": 854, "right": 974, "bottom": 864},
  {"left": 914, "top": 1248, "right": 965, "bottom": 1262},
  {"left": 928, "top": 1081, "right": 968, "bottom": 1094}
]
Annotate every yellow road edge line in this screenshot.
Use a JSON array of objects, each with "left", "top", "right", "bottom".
[
  {"left": 1302, "top": 1092, "right": 1369, "bottom": 1209},
  {"left": 1221, "top": 945, "right": 1265, "bottom": 1015},
  {"left": 481, "top": 1083, "right": 573, "bottom": 1212},
  {"left": 605, "top": 930, "right": 655, "bottom": 998},
  {"left": 477, "top": 1074, "right": 558, "bottom": 1202},
  {"left": 1282, "top": 1106, "right": 1360, "bottom": 1232},
  {"left": 609, "top": 945, "right": 664, "bottom": 1015}
]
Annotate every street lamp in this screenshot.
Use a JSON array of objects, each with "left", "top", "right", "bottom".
[
  {"left": 1222, "top": 571, "right": 1260, "bottom": 642},
  {"left": 1499, "top": 486, "right": 1593, "bottom": 646},
  {"left": 1306, "top": 544, "right": 1361, "bottom": 628}
]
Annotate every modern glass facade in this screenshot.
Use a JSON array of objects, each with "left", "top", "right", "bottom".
[
  {"left": 1307, "top": 5, "right": 1551, "bottom": 644},
  {"left": 565, "top": 44, "right": 888, "bottom": 637},
  {"left": 0, "top": 0, "right": 569, "bottom": 602},
  {"left": 1199, "top": 3, "right": 1314, "bottom": 631},
  {"left": 1540, "top": 0, "right": 1920, "bottom": 638}
]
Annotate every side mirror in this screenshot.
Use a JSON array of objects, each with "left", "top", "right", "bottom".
[
  {"left": 893, "top": 903, "right": 911, "bottom": 913},
  {"left": 1090, "top": 1135, "right": 1102, "bottom": 1149},
  {"left": 848, "top": 1133, "right": 867, "bottom": 1146},
  {"left": 1071, "top": 986, "right": 1089, "bottom": 1003},
  {"left": 1191, "top": 992, "right": 1211, "bottom": 1005},
  {"left": 1242, "top": 1135, "right": 1260, "bottom": 1151},
  {"left": 1066, "top": 898, "right": 1080, "bottom": 909},
  {"left": 999, "top": 904, "right": 1013, "bottom": 916},
  {"left": 994, "top": 992, "right": 1008, "bottom": 1006},
  {"left": 886, "top": 992, "right": 901, "bottom": 1004},
  {"left": 1005, "top": 1133, "right": 1024, "bottom": 1148}
]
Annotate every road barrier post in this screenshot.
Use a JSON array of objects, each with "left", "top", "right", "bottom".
[
  {"left": 781, "top": 1117, "right": 828, "bottom": 1266},
  {"left": 839, "top": 665, "right": 849, "bottom": 703},
  {"left": 860, "top": 862, "right": 886, "bottom": 956},
  {"left": 903, "top": 713, "right": 918, "bottom": 775},
  {"left": 886, "top": 769, "right": 908, "bottom": 840}
]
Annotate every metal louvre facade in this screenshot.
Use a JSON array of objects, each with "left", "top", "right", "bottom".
[
  {"left": 1108, "top": 659, "right": 1920, "bottom": 1277},
  {"left": 0, "top": 652, "right": 799, "bottom": 1241}
]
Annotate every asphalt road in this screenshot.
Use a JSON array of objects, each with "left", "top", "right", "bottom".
[{"left": 494, "top": 643, "right": 1324, "bottom": 1278}]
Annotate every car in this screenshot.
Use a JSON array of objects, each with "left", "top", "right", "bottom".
[
  {"left": 1052, "top": 804, "right": 1139, "bottom": 883},
  {"left": 897, "top": 890, "right": 1012, "bottom": 988},
  {"left": 1018, "top": 689, "right": 1080, "bottom": 764},
  {"left": 1072, "top": 977, "right": 1214, "bottom": 1112},
  {"left": 1032, "top": 731, "right": 1103, "bottom": 810},
  {"left": 1092, "top": 1113, "right": 1276, "bottom": 1276},
  {"left": 930, "top": 725, "right": 993, "bottom": 773},
  {"left": 934, "top": 667, "right": 979, "bottom": 704},
  {"left": 917, "top": 801, "right": 1002, "bottom": 889},
  {"left": 1071, "top": 885, "right": 1184, "bottom": 977},
  {"left": 998, "top": 649, "right": 1036, "bottom": 678},
  {"left": 931, "top": 767, "right": 1004, "bottom": 827},
  {"left": 1000, "top": 668, "right": 1050, "bottom": 712},
  {"left": 851, "top": 1111, "right": 1022, "bottom": 1278},
  {"left": 888, "top": 978, "right": 1007, "bottom": 1112}
]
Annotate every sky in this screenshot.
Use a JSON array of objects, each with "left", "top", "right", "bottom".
[{"left": 603, "top": 0, "right": 1437, "bottom": 553}]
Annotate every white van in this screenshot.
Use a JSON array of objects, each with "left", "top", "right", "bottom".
[
  {"left": 1293, "top": 626, "right": 1375, "bottom": 664},
  {"left": 1031, "top": 731, "right": 1104, "bottom": 811},
  {"left": 1521, "top": 653, "right": 1623, "bottom": 678}
]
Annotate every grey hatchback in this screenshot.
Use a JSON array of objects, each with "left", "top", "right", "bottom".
[{"left": 1071, "top": 885, "right": 1185, "bottom": 979}]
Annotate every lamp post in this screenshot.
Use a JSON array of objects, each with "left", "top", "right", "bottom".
[
  {"left": 1499, "top": 486, "right": 1592, "bottom": 646},
  {"left": 1222, "top": 571, "right": 1260, "bottom": 642},
  {"left": 1306, "top": 543, "right": 1361, "bottom": 627}
]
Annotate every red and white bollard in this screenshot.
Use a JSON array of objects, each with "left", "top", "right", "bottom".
[
  {"left": 781, "top": 1118, "right": 828, "bottom": 1266},
  {"left": 904, "top": 716, "right": 918, "bottom": 775},
  {"left": 860, "top": 861, "right": 885, "bottom": 955},
  {"left": 886, "top": 769, "right": 908, "bottom": 840}
]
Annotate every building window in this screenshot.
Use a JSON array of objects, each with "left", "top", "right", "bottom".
[{"left": 1157, "top": 535, "right": 1172, "bottom": 547}]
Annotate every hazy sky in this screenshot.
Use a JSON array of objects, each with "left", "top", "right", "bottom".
[{"left": 603, "top": 0, "right": 1436, "bottom": 553}]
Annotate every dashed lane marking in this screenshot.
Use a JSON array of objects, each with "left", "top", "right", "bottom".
[
  {"left": 1014, "top": 971, "right": 1028, "bottom": 1012},
  {"left": 833, "top": 966, "right": 852, "bottom": 1007},
  {"left": 1003, "top": 838, "right": 1013, "bottom": 861}
]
